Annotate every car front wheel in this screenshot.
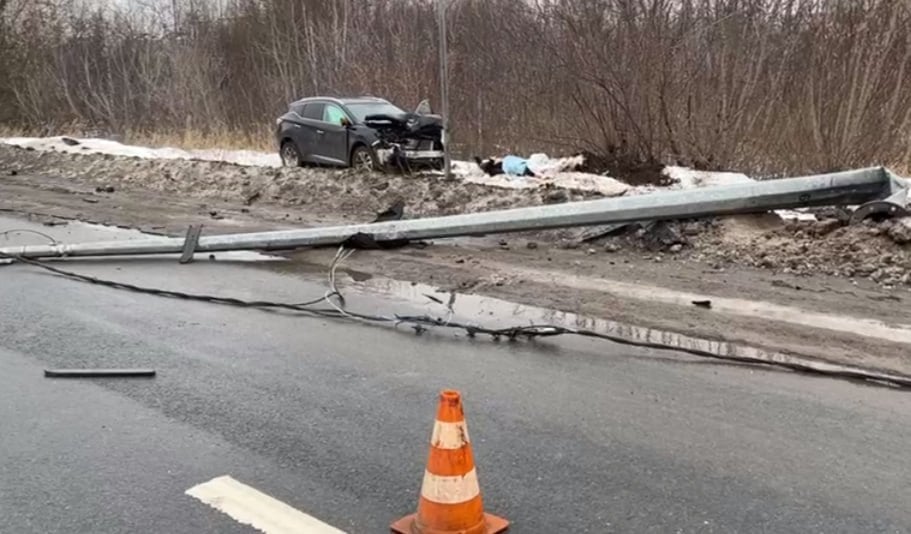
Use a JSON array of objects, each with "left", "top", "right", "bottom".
[{"left": 350, "top": 145, "right": 376, "bottom": 171}]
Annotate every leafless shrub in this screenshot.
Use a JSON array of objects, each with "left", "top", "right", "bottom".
[{"left": 0, "top": 0, "right": 909, "bottom": 175}]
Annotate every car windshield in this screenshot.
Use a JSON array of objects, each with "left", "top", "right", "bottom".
[{"left": 346, "top": 102, "right": 405, "bottom": 123}]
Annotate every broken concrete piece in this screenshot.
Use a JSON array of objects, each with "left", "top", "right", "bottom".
[
  {"left": 812, "top": 218, "right": 842, "bottom": 236},
  {"left": 642, "top": 221, "right": 683, "bottom": 251},
  {"left": 888, "top": 217, "right": 911, "bottom": 244}
]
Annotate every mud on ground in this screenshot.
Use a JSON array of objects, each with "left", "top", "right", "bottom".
[
  {"left": 2, "top": 145, "right": 911, "bottom": 376},
  {"left": 1, "top": 143, "right": 909, "bottom": 287},
  {"left": 0, "top": 144, "right": 604, "bottom": 222}
]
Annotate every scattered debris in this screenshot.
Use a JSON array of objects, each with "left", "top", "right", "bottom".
[
  {"left": 888, "top": 217, "right": 911, "bottom": 244},
  {"left": 578, "top": 223, "right": 632, "bottom": 243},
  {"left": 545, "top": 190, "right": 570, "bottom": 204},
  {"left": 82, "top": 197, "right": 99, "bottom": 204},
  {"left": 60, "top": 137, "right": 81, "bottom": 146},
  {"left": 373, "top": 199, "right": 405, "bottom": 222},
  {"left": 1, "top": 141, "right": 909, "bottom": 286},
  {"left": 244, "top": 191, "right": 261, "bottom": 205},
  {"left": 423, "top": 293, "right": 444, "bottom": 305},
  {"left": 642, "top": 222, "right": 684, "bottom": 251},
  {"left": 812, "top": 218, "right": 842, "bottom": 236},
  {"left": 44, "top": 368, "right": 156, "bottom": 378},
  {"left": 771, "top": 280, "right": 803, "bottom": 291},
  {"left": 692, "top": 300, "right": 713, "bottom": 309},
  {"left": 94, "top": 185, "right": 116, "bottom": 193}
]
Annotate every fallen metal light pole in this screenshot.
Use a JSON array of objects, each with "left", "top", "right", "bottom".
[{"left": 1, "top": 167, "right": 907, "bottom": 260}]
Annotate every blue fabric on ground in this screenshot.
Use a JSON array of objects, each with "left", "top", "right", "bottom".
[{"left": 502, "top": 155, "right": 529, "bottom": 176}]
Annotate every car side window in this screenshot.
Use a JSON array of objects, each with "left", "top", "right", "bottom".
[
  {"left": 290, "top": 103, "right": 307, "bottom": 116},
  {"left": 323, "top": 105, "right": 348, "bottom": 125},
  {"left": 303, "top": 103, "right": 325, "bottom": 121}
]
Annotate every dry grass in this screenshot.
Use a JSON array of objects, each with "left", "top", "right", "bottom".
[
  {"left": 0, "top": 124, "right": 273, "bottom": 153},
  {"left": 0, "top": 125, "right": 30, "bottom": 138},
  {"left": 2, "top": 0, "right": 911, "bottom": 174},
  {"left": 125, "top": 129, "right": 273, "bottom": 152}
]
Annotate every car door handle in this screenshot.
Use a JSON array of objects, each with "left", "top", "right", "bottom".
[{"left": 316, "top": 129, "right": 325, "bottom": 135}]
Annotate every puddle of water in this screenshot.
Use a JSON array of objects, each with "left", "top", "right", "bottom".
[
  {"left": 337, "top": 273, "right": 911, "bottom": 384},
  {"left": 4, "top": 214, "right": 907, "bottom": 383},
  {"left": 479, "top": 260, "right": 911, "bottom": 346}
]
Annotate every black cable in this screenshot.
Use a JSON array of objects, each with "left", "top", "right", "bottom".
[{"left": 3, "top": 249, "right": 910, "bottom": 390}]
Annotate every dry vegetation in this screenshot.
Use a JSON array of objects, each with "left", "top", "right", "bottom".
[{"left": 1, "top": 0, "right": 910, "bottom": 175}]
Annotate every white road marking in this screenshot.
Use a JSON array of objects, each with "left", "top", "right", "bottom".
[{"left": 186, "top": 475, "right": 347, "bottom": 534}]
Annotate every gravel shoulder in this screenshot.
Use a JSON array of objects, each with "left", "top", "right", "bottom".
[{"left": 2, "top": 145, "right": 910, "bottom": 377}]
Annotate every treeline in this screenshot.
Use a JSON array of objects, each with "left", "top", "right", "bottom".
[{"left": 1, "top": 0, "right": 910, "bottom": 174}]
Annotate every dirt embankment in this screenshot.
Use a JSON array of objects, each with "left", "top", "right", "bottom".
[
  {"left": 1, "top": 143, "right": 909, "bottom": 286},
  {"left": 578, "top": 214, "right": 911, "bottom": 287},
  {"left": 0, "top": 144, "right": 604, "bottom": 221}
]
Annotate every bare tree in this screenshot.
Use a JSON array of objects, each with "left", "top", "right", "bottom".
[{"left": 1, "top": 0, "right": 910, "bottom": 174}]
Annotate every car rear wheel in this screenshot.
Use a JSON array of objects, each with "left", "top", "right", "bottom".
[
  {"left": 350, "top": 145, "right": 376, "bottom": 171},
  {"left": 280, "top": 141, "right": 303, "bottom": 167}
]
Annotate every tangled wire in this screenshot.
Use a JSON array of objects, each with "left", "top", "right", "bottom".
[{"left": 2, "top": 232, "right": 910, "bottom": 390}]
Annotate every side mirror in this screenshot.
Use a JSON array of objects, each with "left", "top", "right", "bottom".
[{"left": 341, "top": 117, "right": 352, "bottom": 128}]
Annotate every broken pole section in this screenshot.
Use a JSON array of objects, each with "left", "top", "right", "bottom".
[{"left": 0, "top": 167, "right": 907, "bottom": 261}]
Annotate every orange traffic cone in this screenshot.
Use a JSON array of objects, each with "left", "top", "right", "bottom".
[{"left": 391, "top": 390, "right": 509, "bottom": 534}]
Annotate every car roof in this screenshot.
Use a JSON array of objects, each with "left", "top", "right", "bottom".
[{"left": 291, "top": 96, "right": 391, "bottom": 107}]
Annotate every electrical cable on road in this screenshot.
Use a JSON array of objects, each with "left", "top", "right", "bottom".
[{"left": 2, "top": 246, "right": 910, "bottom": 390}]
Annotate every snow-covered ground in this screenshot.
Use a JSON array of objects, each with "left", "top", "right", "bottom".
[
  {"left": 1, "top": 136, "right": 283, "bottom": 168},
  {"left": 451, "top": 153, "right": 630, "bottom": 196}
]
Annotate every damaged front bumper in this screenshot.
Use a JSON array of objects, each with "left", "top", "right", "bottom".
[
  {"left": 374, "top": 144, "right": 444, "bottom": 170},
  {"left": 365, "top": 111, "right": 444, "bottom": 171}
]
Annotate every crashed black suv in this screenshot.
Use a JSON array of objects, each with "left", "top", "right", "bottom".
[{"left": 274, "top": 96, "right": 444, "bottom": 171}]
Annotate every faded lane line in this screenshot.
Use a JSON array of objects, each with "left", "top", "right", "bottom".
[
  {"left": 186, "top": 475, "right": 347, "bottom": 534},
  {"left": 482, "top": 261, "right": 911, "bottom": 346}
]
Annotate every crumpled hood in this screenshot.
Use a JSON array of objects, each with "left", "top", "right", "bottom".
[{"left": 364, "top": 112, "right": 442, "bottom": 141}]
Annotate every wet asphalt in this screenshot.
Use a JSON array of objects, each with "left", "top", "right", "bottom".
[{"left": 1, "top": 217, "right": 910, "bottom": 533}]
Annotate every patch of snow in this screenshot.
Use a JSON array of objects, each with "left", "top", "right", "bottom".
[
  {"left": 653, "top": 166, "right": 823, "bottom": 221},
  {"left": 777, "top": 210, "right": 819, "bottom": 222},
  {"left": 450, "top": 159, "right": 484, "bottom": 178},
  {"left": 451, "top": 153, "right": 626, "bottom": 195},
  {"left": 662, "top": 166, "right": 753, "bottom": 189},
  {"left": 464, "top": 171, "right": 629, "bottom": 197},
  {"left": 5, "top": 137, "right": 821, "bottom": 216},
  {"left": 526, "top": 153, "right": 586, "bottom": 176},
  {"left": 1, "top": 136, "right": 282, "bottom": 168}
]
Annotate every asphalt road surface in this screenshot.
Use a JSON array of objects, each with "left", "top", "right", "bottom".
[{"left": 1, "top": 217, "right": 910, "bottom": 533}]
